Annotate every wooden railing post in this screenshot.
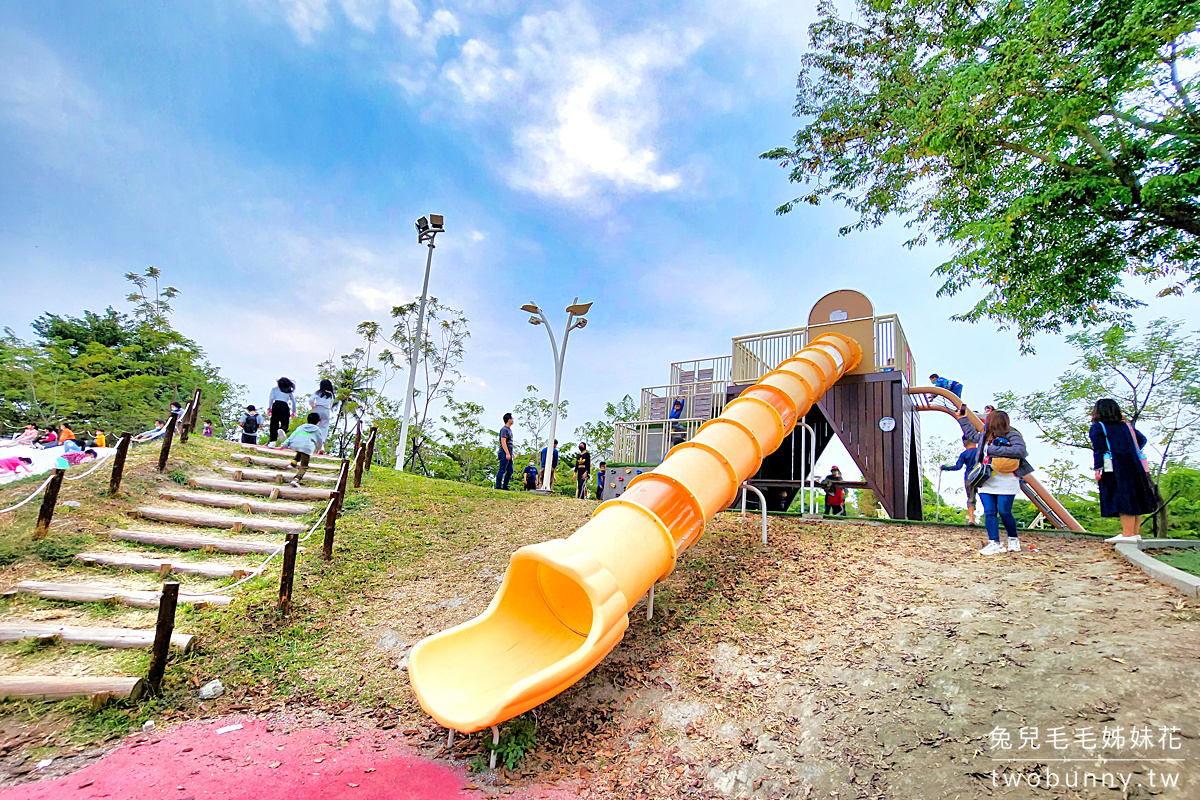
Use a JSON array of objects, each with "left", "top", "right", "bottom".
[
  {"left": 178, "top": 403, "right": 192, "bottom": 445},
  {"left": 352, "top": 421, "right": 362, "bottom": 462},
  {"left": 157, "top": 414, "right": 178, "bottom": 472},
  {"left": 33, "top": 469, "right": 66, "bottom": 541},
  {"left": 147, "top": 581, "right": 179, "bottom": 693},
  {"left": 322, "top": 462, "right": 348, "bottom": 561},
  {"left": 109, "top": 433, "right": 133, "bottom": 496},
  {"left": 353, "top": 443, "right": 366, "bottom": 489},
  {"left": 188, "top": 388, "right": 202, "bottom": 428},
  {"left": 364, "top": 427, "right": 377, "bottom": 472},
  {"left": 278, "top": 533, "right": 299, "bottom": 616}
]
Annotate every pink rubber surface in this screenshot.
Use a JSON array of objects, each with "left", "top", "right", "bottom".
[{"left": 0, "top": 716, "right": 579, "bottom": 800}]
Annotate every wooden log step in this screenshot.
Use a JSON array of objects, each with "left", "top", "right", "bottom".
[
  {"left": 219, "top": 467, "right": 336, "bottom": 485},
  {"left": 5, "top": 581, "right": 231, "bottom": 609},
  {"left": 187, "top": 477, "right": 333, "bottom": 501},
  {"left": 0, "top": 623, "right": 195, "bottom": 652},
  {"left": 134, "top": 506, "right": 305, "bottom": 533},
  {"left": 240, "top": 443, "right": 340, "bottom": 463},
  {"left": 157, "top": 490, "right": 314, "bottom": 516},
  {"left": 0, "top": 676, "right": 146, "bottom": 702},
  {"left": 75, "top": 551, "right": 250, "bottom": 579},
  {"left": 109, "top": 529, "right": 284, "bottom": 555},
  {"left": 229, "top": 453, "right": 339, "bottom": 472}
]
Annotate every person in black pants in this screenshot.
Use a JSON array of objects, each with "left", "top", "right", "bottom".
[
  {"left": 267, "top": 377, "right": 296, "bottom": 446},
  {"left": 574, "top": 442, "right": 592, "bottom": 499}
]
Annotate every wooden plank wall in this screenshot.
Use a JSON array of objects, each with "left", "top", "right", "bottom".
[{"left": 816, "top": 373, "right": 920, "bottom": 520}]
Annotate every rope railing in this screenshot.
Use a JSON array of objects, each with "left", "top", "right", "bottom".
[{"left": 0, "top": 475, "right": 55, "bottom": 515}]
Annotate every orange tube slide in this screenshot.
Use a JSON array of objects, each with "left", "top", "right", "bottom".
[{"left": 407, "top": 334, "right": 862, "bottom": 733}]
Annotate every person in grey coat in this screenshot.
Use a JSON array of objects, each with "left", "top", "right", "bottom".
[{"left": 957, "top": 409, "right": 1032, "bottom": 555}]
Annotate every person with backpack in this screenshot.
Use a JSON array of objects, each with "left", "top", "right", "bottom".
[
  {"left": 283, "top": 412, "right": 326, "bottom": 488},
  {"left": 941, "top": 436, "right": 981, "bottom": 525},
  {"left": 238, "top": 405, "right": 264, "bottom": 445},
  {"left": 821, "top": 466, "right": 847, "bottom": 515},
  {"left": 267, "top": 377, "right": 297, "bottom": 447},
  {"left": 958, "top": 409, "right": 1030, "bottom": 555},
  {"left": 574, "top": 442, "right": 592, "bottom": 499},
  {"left": 1089, "top": 398, "right": 1157, "bottom": 543},
  {"left": 929, "top": 373, "right": 964, "bottom": 398}
]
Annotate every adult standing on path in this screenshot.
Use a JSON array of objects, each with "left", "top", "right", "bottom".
[
  {"left": 574, "top": 442, "right": 591, "bottom": 499},
  {"left": 267, "top": 378, "right": 297, "bottom": 447},
  {"left": 496, "top": 412, "right": 515, "bottom": 490},
  {"left": 959, "top": 409, "right": 1030, "bottom": 555},
  {"left": 310, "top": 379, "right": 336, "bottom": 454},
  {"left": 1089, "top": 399, "right": 1157, "bottom": 543}
]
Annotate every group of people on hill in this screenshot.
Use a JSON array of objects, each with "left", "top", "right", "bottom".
[
  {"left": 495, "top": 413, "right": 606, "bottom": 499},
  {"left": 234, "top": 377, "right": 336, "bottom": 488},
  {"left": 932, "top": 389, "right": 1156, "bottom": 553}
]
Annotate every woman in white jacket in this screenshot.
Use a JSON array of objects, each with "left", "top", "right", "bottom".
[{"left": 309, "top": 379, "right": 336, "bottom": 454}]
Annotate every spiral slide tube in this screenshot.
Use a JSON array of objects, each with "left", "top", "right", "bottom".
[{"left": 408, "top": 334, "right": 863, "bottom": 733}]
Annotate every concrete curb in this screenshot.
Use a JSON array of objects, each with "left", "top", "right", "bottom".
[{"left": 1115, "top": 542, "right": 1200, "bottom": 598}]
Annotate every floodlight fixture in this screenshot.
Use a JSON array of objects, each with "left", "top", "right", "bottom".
[
  {"left": 520, "top": 303, "right": 542, "bottom": 314},
  {"left": 528, "top": 316, "right": 541, "bottom": 325},
  {"left": 428, "top": 214, "right": 444, "bottom": 231},
  {"left": 415, "top": 216, "right": 429, "bottom": 233}
]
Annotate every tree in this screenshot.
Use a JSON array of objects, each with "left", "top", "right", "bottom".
[
  {"left": 763, "top": 0, "right": 1200, "bottom": 347},
  {"left": 0, "top": 271, "right": 234, "bottom": 435},
  {"left": 124, "top": 266, "right": 179, "bottom": 323},
  {"left": 379, "top": 298, "right": 469, "bottom": 472},
  {"left": 513, "top": 385, "right": 568, "bottom": 459},
  {"left": 439, "top": 398, "right": 487, "bottom": 483},
  {"left": 574, "top": 394, "right": 638, "bottom": 461},
  {"left": 997, "top": 318, "right": 1200, "bottom": 532}
]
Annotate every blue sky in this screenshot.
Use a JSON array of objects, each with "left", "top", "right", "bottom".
[{"left": 2, "top": 0, "right": 1196, "bottom": 490}]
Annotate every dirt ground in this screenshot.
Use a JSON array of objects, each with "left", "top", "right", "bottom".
[{"left": 372, "top": 515, "right": 1199, "bottom": 800}]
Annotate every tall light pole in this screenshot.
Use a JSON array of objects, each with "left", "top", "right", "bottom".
[
  {"left": 520, "top": 298, "right": 592, "bottom": 492},
  {"left": 396, "top": 214, "right": 444, "bottom": 470}
]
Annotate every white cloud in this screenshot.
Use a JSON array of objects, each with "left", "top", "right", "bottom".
[
  {"left": 437, "top": 9, "right": 701, "bottom": 201},
  {"left": 341, "top": 0, "right": 384, "bottom": 32},
  {"left": 277, "top": 0, "right": 332, "bottom": 42},
  {"left": 387, "top": 0, "right": 421, "bottom": 37}
]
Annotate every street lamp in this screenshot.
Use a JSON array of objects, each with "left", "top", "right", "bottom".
[
  {"left": 523, "top": 297, "right": 592, "bottom": 492},
  {"left": 396, "top": 213, "right": 445, "bottom": 470}
]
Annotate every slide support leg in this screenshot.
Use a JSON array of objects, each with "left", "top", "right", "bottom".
[
  {"left": 741, "top": 483, "right": 768, "bottom": 544},
  {"left": 647, "top": 583, "right": 655, "bottom": 621},
  {"left": 490, "top": 725, "right": 499, "bottom": 770},
  {"left": 447, "top": 729, "right": 454, "bottom": 748}
]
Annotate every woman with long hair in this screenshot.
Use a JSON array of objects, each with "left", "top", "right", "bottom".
[
  {"left": 267, "top": 377, "right": 297, "bottom": 447},
  {"left": 310, "top": 378, "right": 336, "bottom": 454},
  {"left": 958, "top": 409, "right": 1031, "bottom": 555},
  {"left": 1089, "top": 399, "right": 1156, "bottom": 542}
]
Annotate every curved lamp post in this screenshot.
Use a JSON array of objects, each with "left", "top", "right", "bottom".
[
  {"left": 396, "top": 214, "right": 444, "bottom": 470},
  {"left": 520, "top": 298, "right": 592, "bottom": 492}
]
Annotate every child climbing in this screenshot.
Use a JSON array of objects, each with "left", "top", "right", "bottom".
[
  {"left": 284, "top": 412, "right": 326, "bottom": 488},
  {"left": 929, "top": 374, "right": 964, "bottom": 398}
]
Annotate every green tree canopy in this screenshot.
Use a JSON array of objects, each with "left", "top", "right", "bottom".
[
  {"left": 764, "top": 0, "right": 1200, "bottom": 346},
  {"left": 0, "top": 272, "right": 234, "bottom": 436}
]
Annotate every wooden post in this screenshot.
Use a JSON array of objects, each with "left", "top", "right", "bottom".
[
  {"left": 188, "top": 388, "right": 202, "bottom": 427},
  {"left": 178, "top": 404, "right": 191, "bottom": 445},
  {"left": 109, "top": 433, "right": 133, "bottom": 496},
  {"left": 364, "top": 427, "right": 377, "bottom": 472},
  {"left": 278, "top": 533, "right": 300, "bottom": 616},
  {"left": 322, "top": 471, "right": 342, "bottom": 562},
  {"left": 353, "top": 443, "right": 365, "bottom": 489},
  {"left": 146, "top": 582, "right": 179, "bottom": 693},
  {"left": 157, "top": 414, "right": 178, "bottom": 472},
  {"left": 337, "top": 457, "right": 350, "bottom": 500},
  {"left": 352, "top": 421, "right": 362, "bottom": 462},
  {"left": 33, "top": 469, "right": 66, "bottom": 541}
]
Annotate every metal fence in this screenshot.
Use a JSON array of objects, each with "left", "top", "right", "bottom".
[{"left": 730, "top": 315, "right": 914, "bottom": 384}]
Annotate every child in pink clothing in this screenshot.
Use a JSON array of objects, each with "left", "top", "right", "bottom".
[{"left": 0, "top": 456, "right": 34, "bottom": 476}]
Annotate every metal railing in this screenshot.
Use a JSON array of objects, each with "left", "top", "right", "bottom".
[
  {"left": 614, "top": 417, "right": 706, "bottom": 465},
  {"left": 638, "top": 382, "right": 730, "bottom": 421}
]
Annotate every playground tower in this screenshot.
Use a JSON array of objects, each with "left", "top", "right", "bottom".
[{"left": 612, "top": 289, "right": 924, "bottom": 519}]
